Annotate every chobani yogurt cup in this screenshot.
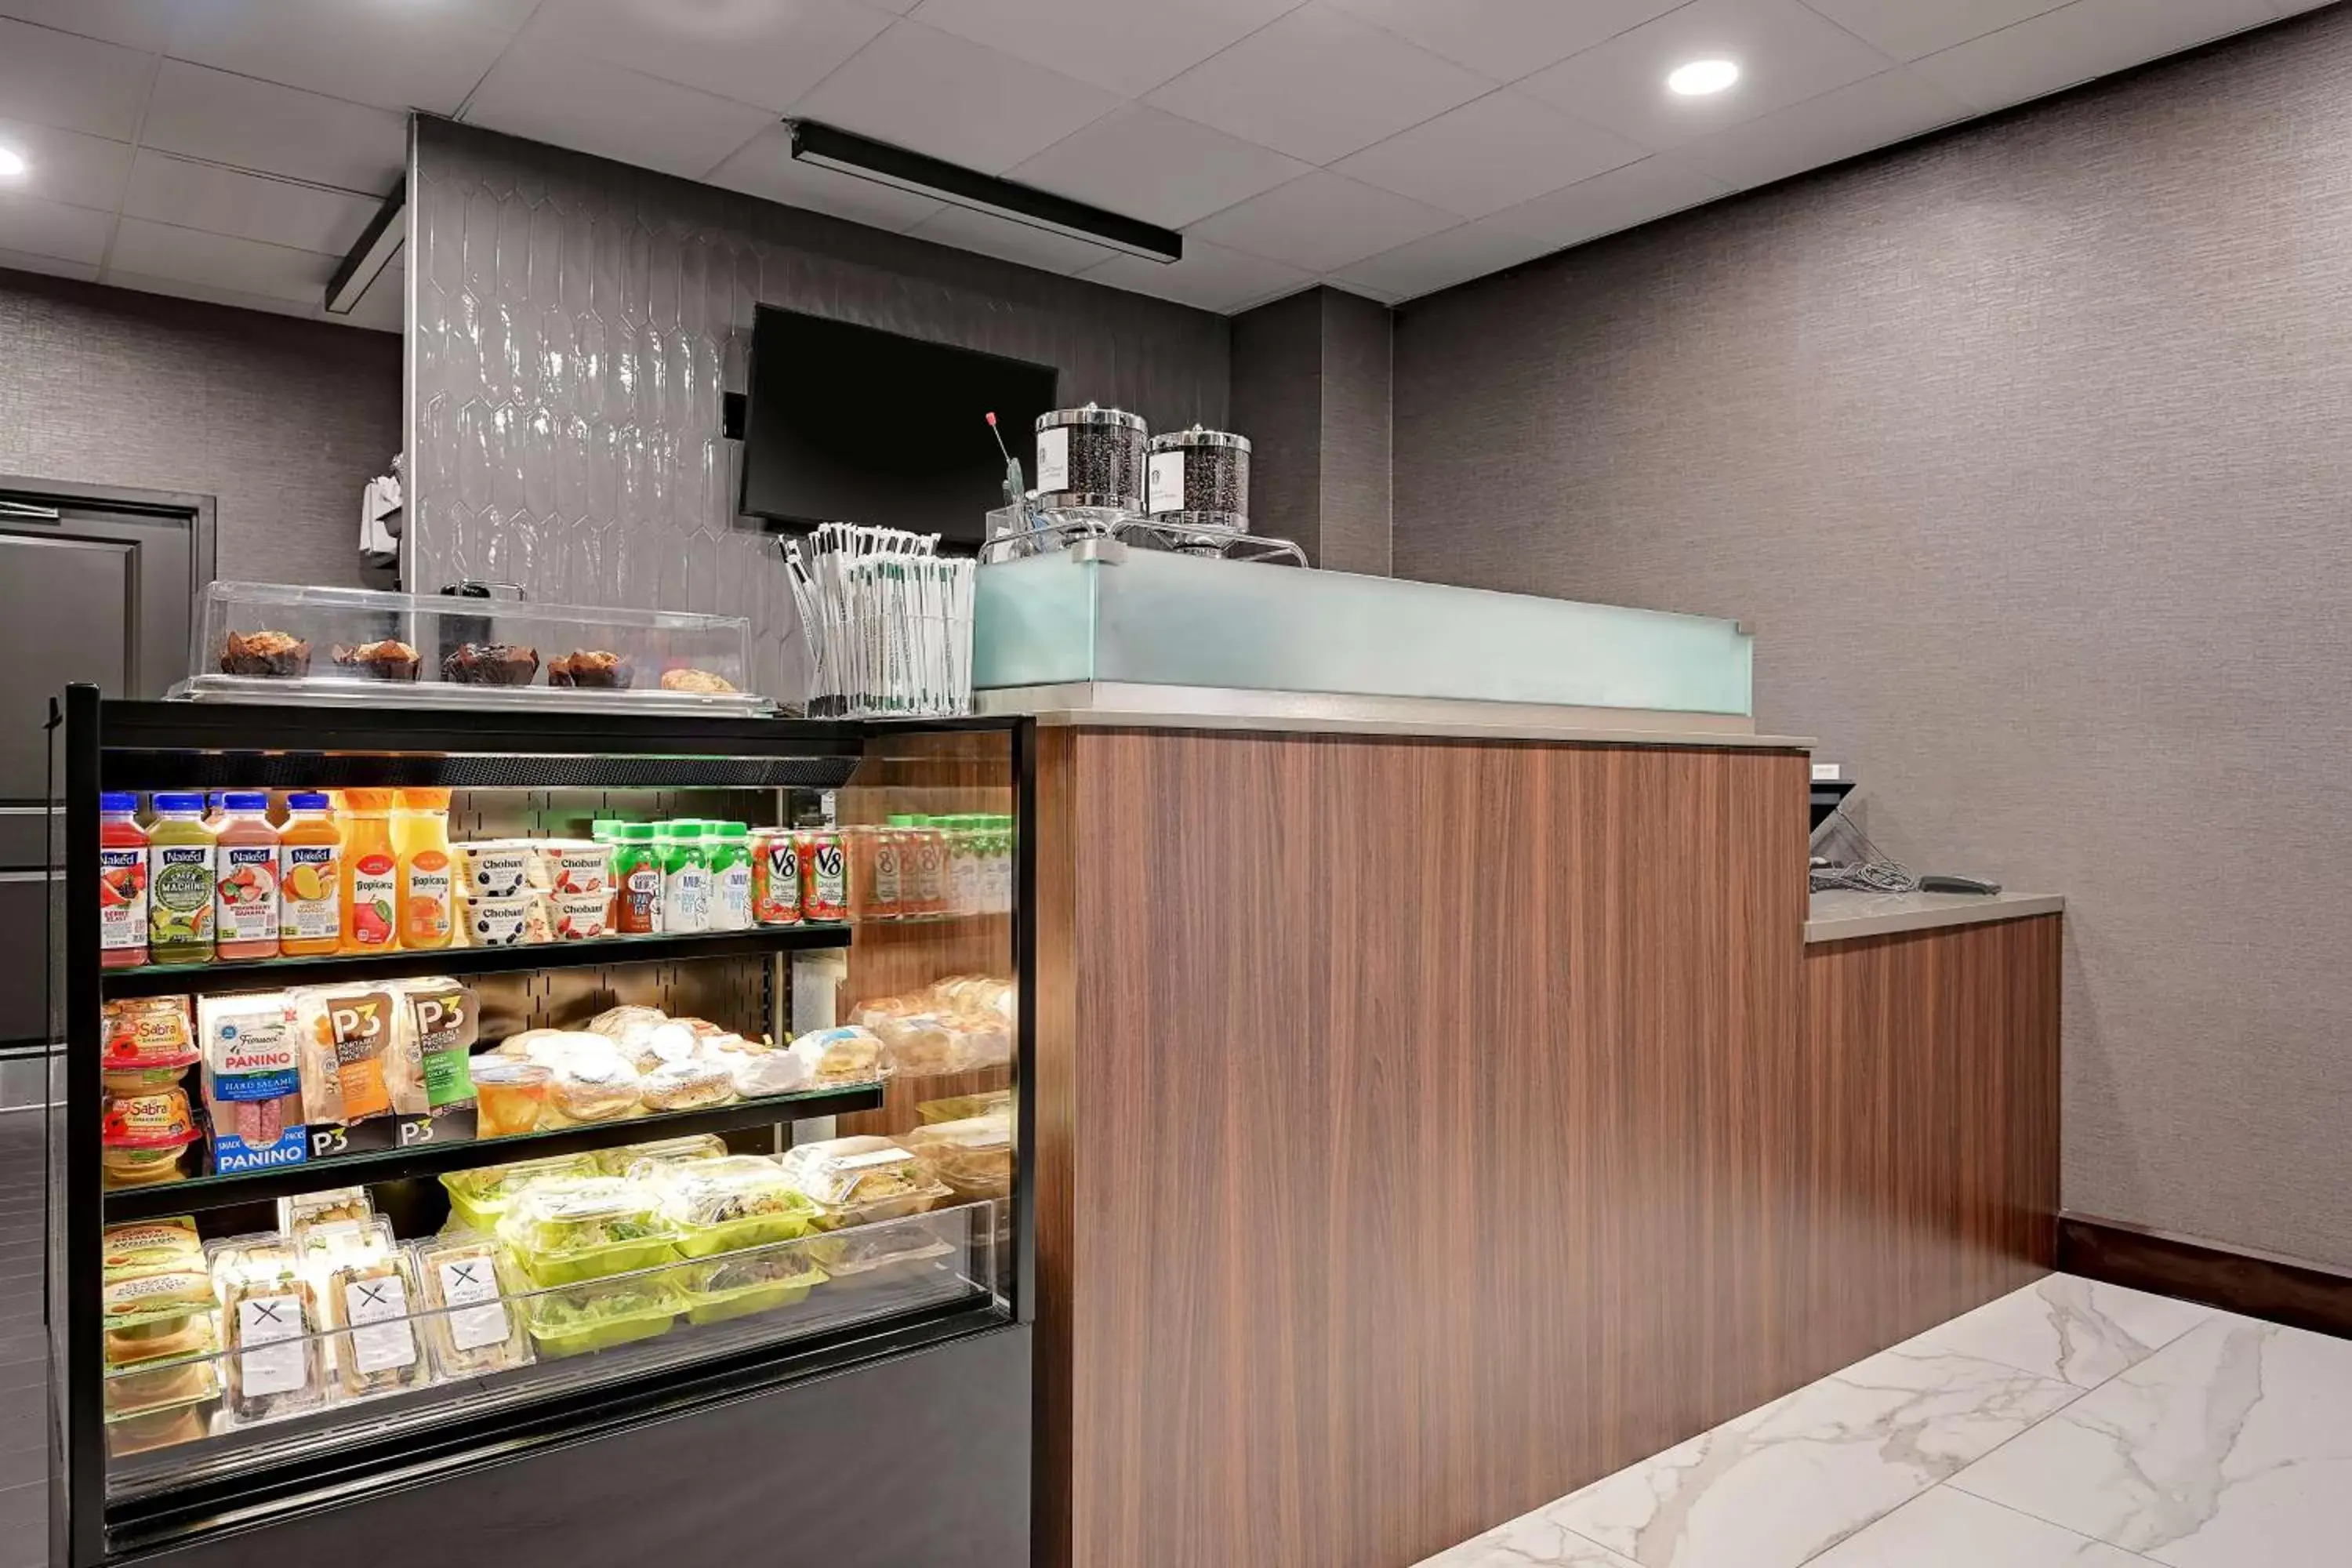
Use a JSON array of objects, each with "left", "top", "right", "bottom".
[
  {"left": 467, "top": 895, "right": 537, "bottom": 947},
  {"left": 538, "top": 840, "right": 612, "bottom": 896},
  {"left": 460, "top": 840, "right": 535, "bottom": 900},
  {"left": 550, "top": 891, "right": 608, "bottom": 940}
]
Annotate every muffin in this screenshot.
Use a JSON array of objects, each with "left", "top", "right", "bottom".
[
  {"left": 220, "top": 629, "right": 311, "bottom": 677},
  {"left": 550, "top": 649, "right": 634, "bottom": 688},
  {"left": 331, "top": 639, "right": 422, "bottom": 681},
  {"left": 660, "top": 667, "right": 737, "bottom": 695},
  {"left": 441, "top": 642, "right": 541, "bottom": 685}
]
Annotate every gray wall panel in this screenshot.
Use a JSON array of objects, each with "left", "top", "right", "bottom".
[
  {"left": 0, "top": 270, "right": 398, "bottom": 589},
  {"left": 1392, "top": 7, "right": 2352, "bottom": 1268}
]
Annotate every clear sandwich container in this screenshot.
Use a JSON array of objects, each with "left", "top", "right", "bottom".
[
  {"left": 650, "top": 1156, "right": 823, "bottom": 1258},
  {"left": 496, "top": 1177, "right": 680, "bottom": 1286},
  {"left": 916, "top": 1088, "right": 1012, "bottom": 1125},
  {"left": 675, "top": 1242, "right": 828, "bottom": 1326},
  {"left": 179, "top": 581, "right": 770, "bottom": 717},
  {"left": 410, "top": 1232, "right": 532, "bottom": 1377},
  {"left": 593, "top": 1133, "right": 728, "bottom": 1178},
  {"left": 438, "top": 1152, "right": 600, "bottom": 1235},
  {"left": 208, "top": 1236, "right": 325, "bottom": 1425},
  {"left": 900, "top": 1114, "right": 1014, "bottom": 1201},
  {"left": 775, "top": 1136, "right": 949, "bottom": 1229},
  {"left": 500, "top": 1266, "right": 684, "bottom": 1359},
  {"left": 307, "top": 1219, "right": 434, "bottom": 1402}
]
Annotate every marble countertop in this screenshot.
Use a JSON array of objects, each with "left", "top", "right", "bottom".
[
  {"left": 1806, "top": 889, "right": 2064, "bottom": 944},
  {"left": 974, "top": 681, "right": 1810, "bottom": 749}
]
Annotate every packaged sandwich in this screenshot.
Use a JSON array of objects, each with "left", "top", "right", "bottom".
[
  {"left": 782, "top": 1025, "right": 884, "bottom": 1087},
  {"left": 291, "top": 985, "right": 403, "bottom": 1126},
  {"left": 775, "top": 1136, "right": 948, "bottom": 1228},
  {"left": 411, "top": 1233, "right": 531, "bottom": 1377},
  {"left": 390, "top": 978, "right": 478, "bottom": 1116},
  {"left": 307, "top": 1220, "right": 431, "bottom": 1401},
  {"left": 496, "top": 1176, "right": 678, "bottom": 1287},
  {"left": 650, "top": 1156, "right": 822, "bottom": 1258},
  {"left": 101, "top": 996, "right": 199, "bottom": 1094},
  {"left": 637, "top": 1057, "right": 733, "bottom": 1112},
  {"left": 278, "top": 1186, "right": 372, "bottom": 1243},
  {"left": 103, "top": 1216, "right": 204, "bottom": 1278},
  {"left": 103, "top": 1348, "right": 220, "bottom": 1417},
  {"left": 209, "top": 1238, "right": 323, "bottom": 1424},
  {"left": 101, "top": 1261, "right": 216, "bottom": 1369},
  {"left": 901, "top": 1113, "right": 1014, "bottom": 1201},
  {"left": 198, "top": 992, "right": 307, "bottom": 1175}
]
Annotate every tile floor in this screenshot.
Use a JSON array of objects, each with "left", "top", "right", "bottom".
[{"left": 1417, "top": 1274, "right": 2352, "bottom": 1568}]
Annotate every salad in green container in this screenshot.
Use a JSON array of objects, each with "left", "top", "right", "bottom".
[
  {"left": 439, "top": 1152, "right": 598, "bottom": 1235},
  {"left": 653, "top": 1156, "right": 823, "bottom": 1258},
  {"left": 497, "top": 1176, "right": 679, "bottom": 1286},
  {"left": 507, "top": 1269, "right": 683, "bottom": 1359},
  {"left": 677, "top": 1243, "right": 828, "bottom": 1326}
]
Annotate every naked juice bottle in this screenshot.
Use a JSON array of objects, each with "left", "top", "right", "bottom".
[
  {"left": 212, "top": 793, "right": 281, "bottom": 960},
  {"left": 277, "top": 793, "right": 343, "bottom": 956},
  {"left": 394, "top": 789, "right": 455, "bottom": 949},
  {"left": 338, "top": 790, "right": 400, "bottom": 953}
]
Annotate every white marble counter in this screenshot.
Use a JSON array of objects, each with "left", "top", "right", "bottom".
[
  {"left": 1806, "top": 889, "right": 2064, "bottom": 944},
  {"left": 975, "top": 681, "right": 1811, "bottom": 749}
]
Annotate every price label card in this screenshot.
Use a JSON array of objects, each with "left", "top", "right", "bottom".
[
  {"left": 1147, "top": 452, "right": 1185, "bottom": 514},
  {"left": 1035, "top": 426, "right": 1069, "bottom": 492}
]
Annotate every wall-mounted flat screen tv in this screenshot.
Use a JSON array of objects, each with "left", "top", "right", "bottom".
[{"left": 739, "top": 306, "right": 1059, "bottom": 546}]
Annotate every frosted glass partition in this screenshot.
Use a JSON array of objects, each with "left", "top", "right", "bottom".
[{"left": 973, "top": 550, "right": 1752, "bottom": 715}]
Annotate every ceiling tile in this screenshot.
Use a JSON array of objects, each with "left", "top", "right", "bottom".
[
  {"left": 0, "top": 17, "right": 154, "bottom": 140},
  {"left": 1187, "top": 169, "right": 1455, "bottom": 273},
  {"left": 909, "top": 0, "right": 1301, "bottom": 99},
  {"left": 1799, "top": 0, "right": 2074, "bottom": 62},
  {"left": 101, "top": 265, "right": 321, "bottom": 321},
  {"left": 527, "top": 0, "right": 889, "bottom": 114},
  {"left": 0, "top": 117, "right": 134, "bottom": 211},
  {"left": 904, "top": 205, "right": 1111, "bottom": 274},
  {"left": 1331, "top": 216, "right": 1549, "bottom": 302},
  {"left": 1079, "top": 238, "right": 1310, "bottom": 312},
  {"left": 163, "top": 0, "right": 525, "bottom": 117},
  {"left": 123, "top": 150, "right": 383, "bottom": 255},
  {"left": 142, "top": 60, "right": 406, "bottom": 194},
  {"left": 0, "top": 187, "right": 113, "bottom": 263},
  {"left": 1519, "top": 0, "right": 1891, "bottom": 152},
  {"left": 1911, "top": 0, "right": 2276, "bottom": 113},
  {"left": 0, "top": 244, "right": 100, "bottom": 281},
  {"left": 709, "top": 123, "right": 946, "bottom": 231},
  {"left": 0, "top": 1, "right": 175, "bottom": 52},
  {"left": 108, "top": 216, "right": 340, "bottom": 303},
  {"left": 792, "top": 20, "right": 1123, "bottom": 175},
  {"left": 1677, "top": 67, "right": 1969, "bottom": 190},
  {"left": 1326, "top": 0, "right": 1686, "bottom": 82},
  {"left": 1011, "top": 106, "right": 1310, "bottom": 230},
  {"left": 462, "top": 33, "right": 777, "bottom": 180},
  {"left": 1145, "top": 2, "right": 1494, "bottom": 166},
  {"left": 1332, "top": 89, "right": 1646, "bottom": 220}
]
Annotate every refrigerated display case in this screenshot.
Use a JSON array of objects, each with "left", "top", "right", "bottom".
[{"left": 51, "top": 691, "right": 1033, "bottom": 1567}]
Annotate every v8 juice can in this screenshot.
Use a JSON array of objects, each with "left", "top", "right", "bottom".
[
  {"left": 751, "top": 829, "right": 800, "bottom": 925},
  {"left": 797, "top": 829, "right": 848, "bottom": 923}
]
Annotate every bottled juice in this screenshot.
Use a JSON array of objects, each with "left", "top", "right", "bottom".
[
  {"left": 146, "top": 794, "right": 216, "bottom": 964},
  {"left": 394, "top": 789, "right": 455, "bottom": 949},
  {"left": 338, "top": 790, "right": 400, "bottom": 953},
  {"left": 212, "top": 793, "right": 281, "bottom": 960},
  {"left": 277, "top": 793, "right": 343, "bottom": 956},
  {"left": 657, "top": 821, "right": 709, "bottom": 934},
  {"left": 98, "top": 793, "right": 149, "bottom": 969},
  {"left": 612, "top": 824, "right": 662, "bottom": 934},
  {"left": 707, "top": 822, "right": 753, "bottom": 931}
]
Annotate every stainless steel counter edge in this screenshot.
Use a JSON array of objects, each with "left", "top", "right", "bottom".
[
  {"left": 1806, "top": 890, "right": 2066, "bottom": 944},
  {"left": 974, "top": 682, "right": 1812, "bottom": 749}
]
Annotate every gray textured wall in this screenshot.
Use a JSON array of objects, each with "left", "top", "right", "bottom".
[
  {"left": 407, "top": 120, "right": 1229, "bottom": 699},
  {"left": 1394, "top": 7, "right": 2352, "bottom": 1269},
  {"left": 1318, "top": 289, "right": 1392, "bottom": 577},
  {"left": 0, "top": 269, "right": 399, "bottom": 588},
  {"left": 1229, "top": 285, "right": 1392, "bottom": 571}
]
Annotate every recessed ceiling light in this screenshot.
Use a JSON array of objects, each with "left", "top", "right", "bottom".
[
  {"left": 1667, "top": 58, "right": 1739, "bottom": 96},
  {"left": 0, "top": 146, "right": 26, "bottom": 179}
]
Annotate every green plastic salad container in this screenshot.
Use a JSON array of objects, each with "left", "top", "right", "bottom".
[{"left": 497, "top": 1176, "right": 681, "bottom": 1286}]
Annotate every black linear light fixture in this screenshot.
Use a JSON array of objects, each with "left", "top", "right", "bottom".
[
  {"left": 327, "top": 176, "right": 406, "bottom": 315},
  {"left": 788, "top": 119, "right": 1181, "bottom": 265}
]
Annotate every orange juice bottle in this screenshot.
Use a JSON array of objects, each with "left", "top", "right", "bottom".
[
  {"left": 394, "top": 789, "right": 454, "bottom": 949},
  {"left": 277, "top": 793, "right": 343, "bottom": 956},
  {"left": 338, "top": 789, "right": 400, "bottom": 953}
]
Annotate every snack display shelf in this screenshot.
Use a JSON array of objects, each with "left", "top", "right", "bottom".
[
  {"left": 100, "top": 1081, "right": 887, "bottom": 1221},
  {"left": 56, "top": 690, "right": 1038, "bottom": 1568},
  {"left": 99, "top": 923, "right": 855, "bottom": 1000}
]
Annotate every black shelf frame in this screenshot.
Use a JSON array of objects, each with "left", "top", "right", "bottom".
[
  {"left": 99, "top": 922, "right": 852, "bottom": 1000},
  {"left": 54, "top": 688, "right": 1040, "bottom": 1568},
  {"left": 99, "top": 1082, "right": 884, "bottom": 1221}
]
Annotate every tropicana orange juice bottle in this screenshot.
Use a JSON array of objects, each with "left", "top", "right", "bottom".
[
  {"left": 338, "top": 789, "right": 400, "bottom": 953},
  {"left": 394, "top": 788, "right": 455, "bottom": 949}
]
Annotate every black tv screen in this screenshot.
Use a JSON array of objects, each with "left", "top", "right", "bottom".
[{"left": 739, "top": 307, "right": 1059, "bottom": 545}]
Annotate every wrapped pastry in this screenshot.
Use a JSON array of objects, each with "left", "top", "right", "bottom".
[
  {"left": 614, "top": 1020, "right": 699, "bottom": 1073},
  {"left": 782, "top": 1025, "right": 884, "bottom": 1087},
  {"left": 707, "top": 1040, "right": 811, "bottom": 1100},
  {"left": 209, "top": 1239, "right": 323, "bottom": 1424},
  {"left": 637, "top": 1058, "right": 734, "bottom": 1112},
  {"left": 901, "top": 1113, "right": 1014, "bottom": 1201},
  {"left": 308, "top": 1221, "right": 431, "bottom": 1401},
  {"left": 870, "top": 1013, "right": 964, "bottom": 1076},
  {"left": 545, "top": 1054, "right": 640, "bottom": 1123},
  {"left": 412, "top": 1234, "right": 531, "bottom": 1377},
  {"left": 584, "top": 1005, "right": 666, "bottom": 1040}
]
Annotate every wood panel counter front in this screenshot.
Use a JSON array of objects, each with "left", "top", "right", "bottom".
[{"left": 1031, "top": 724, "right": 2061, "bottom": 1568}]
